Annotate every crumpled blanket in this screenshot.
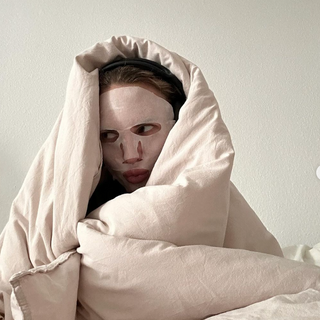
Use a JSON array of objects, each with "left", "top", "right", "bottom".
[
  {"left": 1, "top": 35, "right": 319, "bottom": 320},
  {"left": 76, "top": 221, "right": 320, "bottom": 319}
]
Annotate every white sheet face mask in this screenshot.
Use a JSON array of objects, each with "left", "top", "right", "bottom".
[{"left": 100, "top": 85, "right": 175, "bottom": 192}]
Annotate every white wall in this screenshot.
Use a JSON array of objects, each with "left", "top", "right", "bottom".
[{"left": 1, "top": 0, "right": 319, "bottom": 247}]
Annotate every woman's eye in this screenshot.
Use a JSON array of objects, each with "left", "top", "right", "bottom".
[
  {"left": 132, "top": 123, "right": 161, "bottom": 136},
  {"left": 100, "top": 130, "right": 119, "bottom": 143},
  {"left": 137, "top": 125, "right": 153, "bottom": 134}
]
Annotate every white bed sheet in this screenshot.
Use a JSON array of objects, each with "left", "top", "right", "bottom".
[
  {"left": 206, "top": 243, "right": 320, "bottom": 319},
  {"left": 207, "top": 288, "right": 320, "bottom": 320},
  {"left": 283, "top": 242, "right": 320, "bottom": 267}
]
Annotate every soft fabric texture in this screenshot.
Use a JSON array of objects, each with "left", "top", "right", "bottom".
[
  {"left": 77, "top": 222, "right": 320, "bottom": 319},
  {"left": 207, "top": 289, "right": 320, "bottom": 320},
  {"left": 9, "top": 251, "right": 79, "bottom": 320},
  {"left": 0, "top": 35, "right": 319, "bottom": 319},
  {"left": 283, "top": 242, "right": 320, "bottom": 267}
]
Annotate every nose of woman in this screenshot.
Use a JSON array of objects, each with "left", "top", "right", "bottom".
[{"left": 120, "top": 140, "right": 143, "bottom": 164}]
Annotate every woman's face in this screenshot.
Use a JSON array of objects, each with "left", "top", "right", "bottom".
[{"left": 99, "top": 83, "right": 175, "bottom": 192}]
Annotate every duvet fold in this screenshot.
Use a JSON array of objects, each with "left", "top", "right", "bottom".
[{"left": 77, "top": 221, "right": 320, "bottom": 319}]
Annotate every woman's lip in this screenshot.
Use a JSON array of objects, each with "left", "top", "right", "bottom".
[{"left": 123, "top": 169, "right": 150, "bottom": 184}]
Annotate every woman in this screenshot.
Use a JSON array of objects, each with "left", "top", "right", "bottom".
[{"left": 88, "top": 60, "right": 186, "bottom": 211}]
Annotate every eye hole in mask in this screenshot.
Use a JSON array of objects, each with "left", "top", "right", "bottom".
[
  {"left": 100, "top": 123, "right": 162, "bottom": 143},
  {"left": 131, "top": 123, "right": 161, "bottom": 136},
  {"left": 100, "top": 130, "right": 119, "bottom": 143}
]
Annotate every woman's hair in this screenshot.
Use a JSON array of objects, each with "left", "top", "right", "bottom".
[{"left": 99, "top": 65, "right": 178, "bottom": 106}]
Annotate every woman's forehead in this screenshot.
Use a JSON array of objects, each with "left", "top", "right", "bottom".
[
  {"left": 99, "top": 85, "right": 174, "bottom": 130},
  {"left": 101, "top": 82, "right": 167, "bottom": 100}
]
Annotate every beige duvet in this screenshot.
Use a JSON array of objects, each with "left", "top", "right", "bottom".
[{"left": 1, "top": 36, "right": 319, "bottom": 319}]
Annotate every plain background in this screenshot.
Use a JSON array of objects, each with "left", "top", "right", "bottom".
[{"left": 1, "top": 0, "right": 319, "bottom": 247}]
